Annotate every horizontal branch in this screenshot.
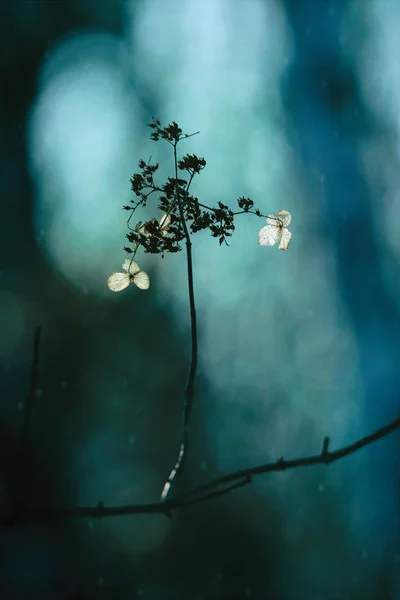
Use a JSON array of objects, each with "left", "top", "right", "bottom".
[
  {"left": 178, "top": 415, "right": 400, "bottom": 502},
  {"left": 17, "top": 414, "right": 400, "bottom": 521}
]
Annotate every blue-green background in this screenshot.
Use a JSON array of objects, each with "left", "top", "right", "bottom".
[{"left": 1, "top": 0, "right": 399, "bottom": 598}]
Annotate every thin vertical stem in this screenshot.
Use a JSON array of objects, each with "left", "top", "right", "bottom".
[
  {"left": 160, "top": 143, "right": 198, "bottom": 501},
  {"left": 17, "top": 326, "right": 42, "bottom": 507}
]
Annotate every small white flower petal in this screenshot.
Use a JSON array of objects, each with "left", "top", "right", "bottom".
[
  {"left": 133, "top": 270, "right": 150, "bottom": 290},
  {"left": 159, "top": 213, "right": 171, "bottom": 235},
  {"left": 122, "top": 259, "right": 141, "bottom": 275},
  {"left": 136, "top": 214, "right": 171, "bottom": 239},
  {"left": 277, "top": 209, "right": 291, "bottom": 227},
  {"left": 278, "top": 228, "right": 292, "bottom": 250},
  {"left": 266, "top": 213, "right": 280, "bottom": 226},
  {"left": 107, "top": 272, "right": 131, "bottom": 292},
  {"left": 258, "top": 224, "right": 280, "bottom": 246}
]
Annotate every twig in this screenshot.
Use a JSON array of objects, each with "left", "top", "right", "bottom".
[
  {"left": 197, "top": 201, "right": 268, "bottom": 219},
  {"left": 11, "top": 326, "right": 42, "bottom": 523},
  {"left": 178, "top": 475, "right": 253, "bottom": 507},
  {"left": 183, "top": 131, "right": 200, "bottom": 140},
  {"left": 160, "top": 140, "right": 198, "bottom": 501},
  {"left": 379, "top": 570, "right": 392, "bottom": 600},
  {"left": 178, "top": 415, "right": 400, "bottom": 502},
  {"left": 18, "top": 414, "right": 400, "bottom": 520}
]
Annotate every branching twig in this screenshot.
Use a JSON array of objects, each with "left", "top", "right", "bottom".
[
  {"left": 160, "top": 139, "right": 198, "bottom": 501},
  {"left": 178, "top": 414, "right": 400, "bottom": 502},
  {"left": 18, "top": 414, "right": 400, "bottom": 521}
]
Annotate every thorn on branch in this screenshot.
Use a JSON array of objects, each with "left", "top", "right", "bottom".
[
  {"left": 321, "top": 436, "right": 330, "bottom": 462},
  {"left": 276, "top": 457, "right": 286, "bottom": 470}
]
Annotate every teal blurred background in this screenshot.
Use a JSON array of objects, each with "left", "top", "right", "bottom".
[{"left": 1, "top": 0, "right": 399, "bottom": 598}]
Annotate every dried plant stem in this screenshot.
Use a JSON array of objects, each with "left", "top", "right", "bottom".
[{"left": 160, "top": 141, "right": 198, "bottom": 501}]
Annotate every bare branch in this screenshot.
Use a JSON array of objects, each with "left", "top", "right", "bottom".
[
  {"left": 9, "top": 326, "right": 42, "bottom": 525},
  {"left": 17, "top": 414, "right": 399, "bottom": 521},
  {"left": 181, "top": 131, "right": 200, "bottom": 140},
  {"left": 19, "top": 326, "right": 42, "bottom": 477},
  {"left": 178, "top": 415, "right": 400, "bottom": 502}
]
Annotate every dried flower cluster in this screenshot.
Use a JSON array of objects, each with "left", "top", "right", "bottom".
[{"left": 107, "top": 118, "right": 292, "bottom": 292}]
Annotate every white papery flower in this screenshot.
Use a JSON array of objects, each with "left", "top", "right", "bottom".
[
  {"left": 258, "top": 209, "right": 292, "bottom": 250},
  {"left": 138, "top": 213, "right": 171, "bottom": 237},
  {"left": 107, "top": 259, "right": 150, "bottom": 292},
  {"left": 158, "top": 213, "right": 171, "bottom": 235}
]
